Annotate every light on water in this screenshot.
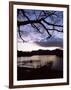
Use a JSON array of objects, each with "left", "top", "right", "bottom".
[{"left": 17, "top": 55, "right": 63, "bottom": 70}]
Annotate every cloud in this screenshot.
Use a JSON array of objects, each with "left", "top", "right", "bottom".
[{"left": 35, "top": 36, "right": 63, "bottom": 48}]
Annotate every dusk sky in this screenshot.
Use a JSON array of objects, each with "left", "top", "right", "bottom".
[{"left": 17, "top": 9, "right": 63, "bottom": 51}]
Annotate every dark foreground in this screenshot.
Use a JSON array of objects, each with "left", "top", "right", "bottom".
[{"left": 17, "top": 65, "right": 63, "bottom": 80}]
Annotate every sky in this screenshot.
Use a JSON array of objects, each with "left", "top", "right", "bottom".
[{"left": 17, "top": 9, "right": 63, "bottom": 51}]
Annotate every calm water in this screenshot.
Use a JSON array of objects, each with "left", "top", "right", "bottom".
[{"left": 17, "top": 55, "right": 63, "bottom": 71}]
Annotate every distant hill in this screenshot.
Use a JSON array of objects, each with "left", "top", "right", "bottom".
[{"left": 17, "top": 49, "right": 63, "bottom": 57}]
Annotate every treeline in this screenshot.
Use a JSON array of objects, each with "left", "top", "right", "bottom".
[{"left": 17, "top": 49, "right": 63, "bottom": 57}]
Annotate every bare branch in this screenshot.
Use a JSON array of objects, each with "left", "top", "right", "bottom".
[
  {"left": 17, "top": 10, "right": 63, "bottom": 42},
  {"left": 39, "top": 22, "right": 52, "bottom": 37},
  {"left": 48, "top": 29, "right": 63, "bottom": 32},
  {"left": 18, "top": 27, "right": 26, "bottom": 42},
  {"left": 42, "top": 19, "right": 63, "bottom": 27},
  {"left": 31, "top": 24, "right": 42, "bottom": 33}
]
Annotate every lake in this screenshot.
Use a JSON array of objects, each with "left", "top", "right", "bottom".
[
  {"left": 17, "top": 55, "right": 63, "bottom": 80},
  {"left": 17, "top": 55, "right": 63, "bottom": 71}
]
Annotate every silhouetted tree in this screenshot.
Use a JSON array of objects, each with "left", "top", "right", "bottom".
[{"left": 17, "top": 9, "right": 63, "bottom": 42}]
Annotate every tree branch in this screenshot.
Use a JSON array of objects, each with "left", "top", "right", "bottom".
[
  {"left": 31, "top": 24, "right": 42, "bottom": 33},
  {"left": 17, "top": 10, "right": 63, "bottom": 41},
  {"left": 21, "top": 10, "right": 30, "bottom": 21},
  {"left": 48, "top": 29, "right": 63, "bottom": 32},
  {"left": 18, "top": 27, "right": 26, "bottom": 42},
  {"left": 17, "top": 20, "right": 40, "bottom": 27},
  {"left": 42, "top": 19, "right": 63, "bottom": 27},
  {"left": 39, "top": 22, "right": 52, "bottom": 37}
]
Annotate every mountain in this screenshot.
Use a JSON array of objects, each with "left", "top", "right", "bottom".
[{"left": 17, "top": 49, "right": 63, "bottom": 57}]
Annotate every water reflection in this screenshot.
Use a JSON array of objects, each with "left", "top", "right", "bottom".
[{"left": 17, "top": 55, "right": 63, "bottom": 71}]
